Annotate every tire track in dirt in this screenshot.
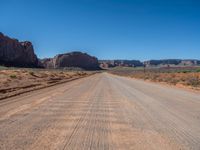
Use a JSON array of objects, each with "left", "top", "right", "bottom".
[{"left": 0, "top": 73, "right": 200, "bottom": 150}]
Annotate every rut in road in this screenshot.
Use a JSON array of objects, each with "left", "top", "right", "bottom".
[{"left": 0, "top": 73, "right": 200, "bottom": 150}]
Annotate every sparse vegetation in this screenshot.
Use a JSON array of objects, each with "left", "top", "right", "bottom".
[
  {"left": 186, "top": 76, "right": 200, "bottom": 87},
  {"left": 0, "top": 69, "right": 95, "bottom": 100},
  {"left": 0, "top": 66, "right": 8, "bottom": 70},
  {"left": 181, "top": 70, "right": 191, "bottom": 73},
  {"left": 109, "top": 67, "right": 200, "bottom": 90},
  {"left": 29, "top": 71, "right": 35, "bottom": 76},
  {"left": 10, "top": 74, "right": 17, "bottom": 79}
]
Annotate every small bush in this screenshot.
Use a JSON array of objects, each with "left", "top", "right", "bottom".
[
  {"left": 29, "top": 71, "right": 35, "bottom": 76},
  {"left": 10, "top": 74, "right": 17, "bottom": 79},
  {"left": 182, "top": 70, "right": 191, "bottom": 73},
  {"left": 186, "top": 76, "right": 200, "bottom": 87},
  {"left": 169, "top": 79, "right": 178, "bottom": 85}
]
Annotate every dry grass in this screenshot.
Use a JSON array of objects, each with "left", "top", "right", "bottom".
[
  {"left": 132, "top": 72, "right": 200, "bottom": 87},
  {"left": 109, "top": 67, "right": 200, "bottom": 90}
]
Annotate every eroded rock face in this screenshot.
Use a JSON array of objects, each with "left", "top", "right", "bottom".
[
  {"left": 0, "top": 32, "right": 38, "bottom": 67},
  {"left": 41, "top": 51, "right": 100, "bottom": 70},
  {"left": 39, "top": 58, "right": 54, "bottom": 69}
]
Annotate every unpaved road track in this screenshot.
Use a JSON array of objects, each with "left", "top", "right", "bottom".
[{"left": 0, "top": 73, "right": 200, "bottom": 150}]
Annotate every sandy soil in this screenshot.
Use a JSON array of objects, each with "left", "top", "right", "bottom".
[
  {"left": 0, "top": 69, "right": 93, "bottom": 100},
  {"left": 0, "top": 73, "right": 200, "bottom": 149}
]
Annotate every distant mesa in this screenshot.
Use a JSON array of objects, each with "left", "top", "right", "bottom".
[
  {"left": 0, "top": 32, "right": 199, "bottom": 69},
  {"left": 99, "top": 60, "right": 143, "bottom": 68},
  {"left": 0, "top": 32, "right": 38, "bottom": 68},
  {"left": 144, "top": 59, "right": 200, "bottom": 67},
  {"left": 41, "top": 52, "right": 100, "bottom": 70},
  {"left": 99, "top": 59, "right": 200, "bottom": 68}
]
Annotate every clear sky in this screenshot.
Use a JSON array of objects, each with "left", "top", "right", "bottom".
[{"left": 0, "top": 0, "right": 200, "bottom": 60}]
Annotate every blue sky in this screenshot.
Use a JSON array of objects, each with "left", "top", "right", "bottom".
[{"left": 0, "top": 0, "right": 200, "bottom": 60}]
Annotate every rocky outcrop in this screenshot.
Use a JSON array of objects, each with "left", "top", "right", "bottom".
[
  {"left": 144, "top": 59, "right": 181, "bottom": 66},
  {"left": 144, "top": 59, "right": 200, "bottom": 67},
  {"left": 0, "top": 33, "right": 99, "bottom": 70},
  {"left": 180, "top": 60, "right": 200, "bottom": 66},
  {"left": 114, "top": 60, "right": 143, "bottom": 67},
  {"left": 100, "top": 59, "right": 200, "bottom": 68},
  {"left": 39, "top": 58, "right": 54, "bottom": 69},
  {"left": 99, "top": 60, "right": 143, "bottom": 68},
  {"left": 0, "top": 32, "right": 38, "bottom": 67},
  {"left": 41, "top": 51, "right": 100, "bottom": 70}
]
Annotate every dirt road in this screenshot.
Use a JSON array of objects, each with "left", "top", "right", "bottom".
[{"left": 0, "top": 73, "right": 200, "bottom": 150}]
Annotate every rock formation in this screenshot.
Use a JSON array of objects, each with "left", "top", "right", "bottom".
[
  {"left": 144, "top": 59, "right": 200, "bottom": 67},
  {"left": 41, "top": 51, "right": 100, "bottom": 70},
  {"left": 99, "top": 60, "right": 143, "bottom": 68},
  {"left": 0, "top": 32, "right": 38, "bottom": 67}
]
